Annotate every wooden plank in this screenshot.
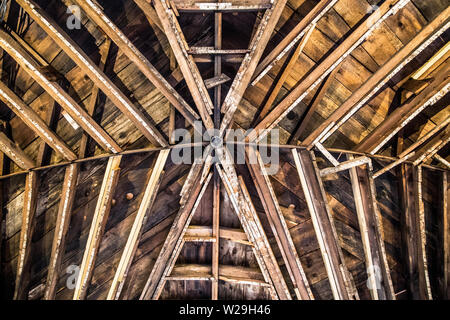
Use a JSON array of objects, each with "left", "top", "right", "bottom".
[
  {"left": 216, "top": 147, "right": 290, "bottom": 299},
  {"left": 170, "top": 0, "right": 272, "bottom": 11},
  {"left": 0, "top": 131, "right": 35, "bottom": 170},
  {"left": 348, "top": 155, "right": 395, "bottom": 299},
  {"left": 251, "top": 0, "right": 337, "bottom": 85},
  {"left": 434, "top": 154, "right": 450, "bottom": 169},
  {"left": 18, "top": 0, "right": 167, "bottom": 146},
  {"left": 185, "top": 226, "right": 251, "bottom": 246},
  {"left": 292, "top": 149, "right": 357, "bottom": 300},
  {"left": 212, "top": 170, "right": 220, "bottom": 300},
  {"left": 13, "top": 171, "right": 38, "bottom": 299},
  {"left": 412, "top": 124, "right": 450, "bottom": 166},
  {"left": 152, "top": 0, "right": 215, "bottom": 130},
  {"left": 74, "top": 0, "right": 200, "bottom": 127},
  {"left": 107, "top": 150, "right": 169, "bottom": 300},
  {"left": 254, "top": 24, "right": 315, "bottom": 125},
  {"left": 444, "top": 171, "right": 450, "bottom": 299},
  {"left": 355, "top": 60, "right": 450, "bottom": 154},
  {"left": 249, "top": 0, "right": 416, "bottom": 143},
  {"left": 320, "top": 156, "right": 371, "bottom": 177},
  {"left": 0, "top": 29, "right": 121, "bottom": 153},
  {"left": 0, "top": 80, "right": 76, "bottom": 161},
  {"left": 73, "top": 155, "right": 123, "bottom": 300},
  {"left": 220, "top": 0, "right": 288, "bottom": 135},
  {"left": 43, "top": 163, "right": 79, "bottom": 299},
  {"left": 189, "top": 47, "right": 250, "bottom": 55},
  {"left": 304, "top": 6, "right": 450, "bottom": 148},
  {"left": 139, "top": 163, "right": 212, "bottom": 299},
  {"left": 246, "top": 147, "right": 313, "bottom": 299},
  {"left": 398, "top": 164, "right": 432, "bottom": 299},
  {"left": 204, "top": 73, "right": 231, "bottom": 90}
]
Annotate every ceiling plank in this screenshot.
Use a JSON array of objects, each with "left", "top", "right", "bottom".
[
  {"left": 73, "top": 0, "right": 199, "bottom": 128},
  {"left": 73, "top": 155, "right": 123, "bottom": 300},
  {"left": 108, "top": 149, "right": 170, "bottom": 300},
  {"left": 292, "top": 149, "right": 358, "bottom": 300},
  {"left": 348, "top": 155, "right": 395, "bottom": 300},
  {"left": 0, "top": 29, "right": 121, "bottom": 153}
]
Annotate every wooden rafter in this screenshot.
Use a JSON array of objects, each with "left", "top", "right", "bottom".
[
  {"left": 246, "top": 147, "right": 312, "bottom": 299},
  {"left": 73, "top": 155, "right": 123, "bottom": 300},
  {"left": 412, "top": 124, "right": 450, "bottom": 166},
  {"left": 0, "top": 131, "right": 35, "bottom": 170},
  {"left": 292, "top": 149, "right": 358, "bottom": 300},
  {"left": 0, "top": 29, "right": 121, "bottom": 153},
  {"left": 108, "top": 150, "right": 169, "bottom": 300},
  {"left": 248, "top": 0, "right": 413, "bottom": 143},
  {"left": 73, "top": 0, "right": 200, "bottom": 128},
  {"left": 348, "top": 155, "right": 395, "bottom": 299}
]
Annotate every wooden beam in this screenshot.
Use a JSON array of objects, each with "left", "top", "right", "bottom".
[
  {"left": 216, "top": 147, "right": 291, "bottom": 299},
  {"left": 0, "top": 131, "right": 35, "bottom": 170},
  {"left": 304, "top": 6, "right": 450, "bottom": 148},
  {"left": 17, "top": 0, "right": 167, "bottom": 146},
  {"left": 246, "top": 147, "right": 313, "bottom": 299},
  {"left": 170, "top": 0, "right": 272, "bottom": 12},
  {"left": 292, "top": 149, "right": 357, "bottom": 300},
  {"left": 44, "top": 163, "right": 79, "bottom": 300},
  {"left": 254, "top": 24, "right": 315, "bottom": 125},
  {"left": 399, "top": 164, "right": 432, "bottom": 299},
  {"left": 0, "top": 29, "right": 121, "bottom": 153},
  {"left": 152, "top": 0, "right": 215, "bottom": 130},
  {"left": 74, "top": 0, "right": 200, "bottom": 127},
  {"left": 107, "top": 150, "right": 169, "bottom": 300},
  {"left": 251, "top": 0, "right": 337, "bottom": 85},
  {"left": 434, "top": 154, "right": 450, "bottom": 169},
  {"left": 355, "top": 60, "right": 450, "bottom": 154},
  {"left": 13, "top": 171, "right": 39, "bottom": 299},
  {"left": 0, "top": 80, "right": 76, "bottom": 161},
  {"left": 185, "top": 225, "right": 251, "bottom": 246},
  {"left": 140, "top": 163, "right": 212, "bottom": 299},
  {"left": 443, "top": 171, "right": 450, "bottom": 299},
  {"left": 320, "top": 156, "right": 371, "bottom": 177},
  {"left": 348, "top": 155, "right": 395, "bottom": 299},
  {"left": 189, "top": 47, "right": 250, "bottom": 55},
  {"left": 212, "top": 170, "right": 220, "bottom": 300},
  {"left": 412, "top": 125, "right": 450, "bottom": 166},
  {"left": 204, "top": 73, "right": 231, "bottom": 89},
  {"left": 133, "top": 0, "right": 164, "bottom": 32},
  {"left": 220, "top": 0, "right": 287, "bottom": 135},
  {"left": 248, "top": 0, "right": 416, "bottom": 143},
  {"left": 73, "top": 155, "right": 123, "bottom": 300}
]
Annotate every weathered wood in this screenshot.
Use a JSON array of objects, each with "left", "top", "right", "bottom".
[
  {"left": 212, "top": 170, "right": 220, "bottom": 300},
  {"left": 13, "top": 171, "right": 38, "bottom": 299},
  {"left": 220, "top": 0, "right": 287, "bottom": 135},
  {"left": 0, "top": 80, "right": 76, "bottom": 161},
  {"left": 412, "top": 125, "right": 450, "bottom": 166},
  {"left": 189, "top": 47, "right": 250, "bottom": 55},
  {"left": 140, "top": 162, "right": 212, "bottom": 299},
  {"left": 320, "top": 156, "right": 371, "bottom": 177},
  {"left": 434, "top": 154, "right": 450, "bottom": 169},
  {"left": 251, "top": 0, "right": 337, "bottom": 85},
  {"left": 0, "top": 29, "right": 121, "bottom": 153},
  {"left": 204, "top": 73, "right": 231, "bottom": 90},
  {"left": 399, "top": 164, "right": 432, "bottom": 299},
  {"left": 0, "top": 131, "right": 35, "bottom": 170},
  {"left": 444, "top": 171, "right": 450, "bottom": 299},
  {"left": 185, "top": 225, "right": 251, "bottom": 246},
  {"left": 292, "top": 149, "right": 357, "bottom": 300},
  {"left": 152, "top": 0, "right": 215, "bottom": 130},
  {"left": 170, "top": 0, "right": 272, "bottom": 11},
  {"left": 107, "top": 150, "right": 169, "bottom": 300},
  {"left": 348, "top": 155, "right": 395, "bottom": 299},
  {"left": 73, "top": 155, "right": 123, "bottom": 300},
  {"left": 74, "top": 0, "right": 200, "bottom": 127},
  {"left": 249, "top": 0, "right": 416, "bottom": 143},
  {"left": 246, "top": 147, "right": 313, "bottom": 299}
]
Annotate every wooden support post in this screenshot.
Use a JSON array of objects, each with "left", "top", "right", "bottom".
[
  {"left": 212, "top": 170, "right": 220, "bottom": 300},
  {"left": 0, "top": 131, "right": 35, "bottom": 170},
  {"left": 348, "top": 155, "right": 395, "bottom": 299},
  {"left": 73, "top": 155, "right": 123, "bottom": 300},
  {"left": 108, "top": 150, "right": 170, "bottom": 300},
  {"left": 14, "top": 171, "right": 39, "bottom": 299},
  {"left": 443, "top": 171, "right": 450, "bottom": 299},
  {"left": 398, "top": 164, "right": 432, "bottom": 299},
  {"left": 246, "top": 147, "right": 313, "bottom": 299},
  {"left": 292, "top": 149, "right": 357, "bottom": 300}
]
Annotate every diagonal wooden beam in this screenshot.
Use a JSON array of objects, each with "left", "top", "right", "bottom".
[
  {"left": 246, "top": 147, "right": 313, "bottom": 299},
  {"left": 107, "top": 150, "right": 170, "bottom": 300},
  {"left": 412, "top": 124, "right": 450, "bottom": 166},
  {"left": 0, "top": 29, "right": 121, "bottom": 153},
  {"left": 248, "top": 0, "right": 413, "bottom": 143},
  {"left": 73, "top": 155, "right": 123, "bottom": 300},
  {"left": 139, "top": 162, "right": 212, "bottom": 299},
  {"left": 348, "top": 155, "right": 395, "bottom": 300},
  {"left": 0, "top": 80, "right": 76, "bottom": 161},
  {"left": 220, "top": 0, "right": 287, "bottom": 135},
  {"left": 251, "top": 0, "right": 337, "bottom": 85},
  {"left": 306, "top": 9, "right": 450, "bottom": 148},
  {"left": 399, "top": 164, "right": 432, "bottom": 299},
  {"left": 13, "top": 171, "right": 38, "bottom": 299},
  {"left": 0, "top": 131, "right": 35, "bottom": 170},
  {"left": 292, "top": 149, "right": 358, "bottom": 300},
  {"left": 152, "top": 0, "right": 214, "bottom": 130},
  {"left": 216, "top": 147, "right": 291, "bottom": 299},
  {"left": 73, "top": 0, "right": 199, "bottom": 128},
  {"left": 320, "top": 156, "right": 371, "bottom": 177}
]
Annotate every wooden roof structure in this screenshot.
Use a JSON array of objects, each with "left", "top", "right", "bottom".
[{"left": 0, "top": 0, "right": 448, "bottom": 300}]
